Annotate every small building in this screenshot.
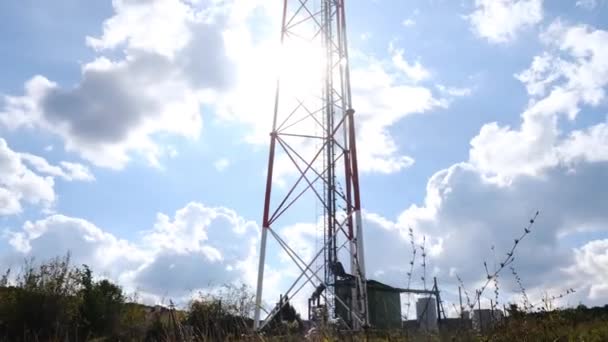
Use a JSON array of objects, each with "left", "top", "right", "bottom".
[
  {"left": 416, "top": 297, "right": 438, "bottom": 331},
  {"left": 335, "top": 279, "right": 402, "bottom": 330}
]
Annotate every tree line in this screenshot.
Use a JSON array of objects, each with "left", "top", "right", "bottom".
[{"left": 0, "top": 254, "right": 302, "bottom": 341}]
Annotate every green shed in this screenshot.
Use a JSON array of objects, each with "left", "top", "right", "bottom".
[{"left": 334, "top": 279, "right": 402, "bottom": 330}]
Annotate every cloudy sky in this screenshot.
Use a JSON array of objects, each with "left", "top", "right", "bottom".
[{"left": 1, "top": 0, "right": 608, "bottom": 317}]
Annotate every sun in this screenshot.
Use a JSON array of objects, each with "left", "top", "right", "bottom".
[{"left": 278, "top": 37, "right": 327, "bottom": 98}]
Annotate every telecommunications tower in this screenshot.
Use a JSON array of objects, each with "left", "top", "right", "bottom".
[{"left": 253, "top": 0, "right": 369, "bottom": 331}]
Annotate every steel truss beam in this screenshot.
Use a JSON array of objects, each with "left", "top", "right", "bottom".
[{"left": 254, "top": 0, "right": 369, "bottom": 331}]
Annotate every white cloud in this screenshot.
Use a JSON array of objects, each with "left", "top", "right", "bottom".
[
  {"left": 212, "top": 38, "right": 443, "bottom": 181},
  {"left": 86, "top": 0, "right": 194, "bottom": 58},
  {"left": 142, "top": 202, "right": 256, "bottom": 254},
  {"left": 0, "top": 139, "right": 54, "bottom": 215},
  {"left": 351, "top": 54, "right": 444, "bottom": 174},
  {"left": 389, "top": 45, "right": 430, "bottom": 83},
  {"left": 402, "top": 19, "right": 416, "bottom": 27},
  {"left": 0, "top": 0, "right": 251, "bottom": 169},
  {"left": 569, "top": 239, "right": 608, "bottom": 300},
  {"left": 351, "top": 157, "right": 608, "bottom": 309},
  {"left": 213, "top": 158, "right": 230, "bottom": 171},
  {"left": 361, "top": 22, "right": 608, "bottom": 308},
  {"left": 514, "top": 52, "right": 563, "bottom": 97},
  {"left": 5, "top": 215, "right": 144, "bottom": 274},
  {"left": 8, "top": 0, "right": 564, "bottom": 196},
  {"left": 575, "top": 0, "right": 599, "bottom": 9},
  {"left": 256, "top": 22, "right": 608, "bottom": 311},
  {"left": 559, "top": 122, "right": 608, "bottom": 164},
  {"left": 0, "top": 0, "right": 453, "bottom": 178},
  {"left": 134, "top": 203, "right": 261, "bottom": 296},
  {"left": 19, "top": 153, "right": 94, "bottom": 182},
  {"left": 471, "top": 22, "right": 608, "bottom": 183},
  {"left": 0, "top": 138, "right": 93, "bottom": 216},
  {"left": 0, "top": 202, "right": 270, "bottom": 306},
  {"left": 402, "top": 8, "right": 420, "bottom": 28},
  {"left": 437, "top": 84, "right": 473, "bottom": 97},
  {"left": 468, "top": 0, "right": 543, "bottom": 43},
  {"left": 210, "top": 12, "right": 449, "bottom": 177},
  {"left": 4, "top": 153, "right": 608, "bottom": 309}
]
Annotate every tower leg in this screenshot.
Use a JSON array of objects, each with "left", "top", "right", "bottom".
[
  {"left": 253, "top": 227, "right": 269, "bottom": 330},
  {"left": 354, "top": 209, "right": 369, "bottom": 326}
]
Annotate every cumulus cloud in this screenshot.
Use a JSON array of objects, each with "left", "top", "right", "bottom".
[
  {"left": 0, "top": 0, "right": 244, "bottom": 169},
  {"left": 19, "top": 153, "right": 94, "bottom": 182},
  {"left": 264, "top": 22, "right": 608, "bottom": 311},
  {"left": 1, "top": 0, "right": 455, "bottom": 177},
  {"left": 351, "top": 57, "right": 443, "bottom": 173},
  {"left": 0, "top": 202, "right": 279, "bottom": 306},
  {"left": 334, "top": 43, "right": 452, "bottom": 175},
  {"left": 210, "top": 11, "right": 448, "bottom": 177},
  {"left": 4, "top": 215, "right": 144, "bottom": 276},
  {"left": 390, "top": 47, "right": 430, "bottom": 83},
  {"left": 0, "top": 138, "right": 92, "bottom": 216},
  {"left": 568, "top": 239, "right": 608, "bottom": 301},
  {"left": 255, "top": 44, "right": 444, "bottom": 185},
  {"left": 213, "top": 158, "right": 230, "bottom": 172},
  {"left": 471, "top": 21, "right": 608, "bottom": 183},
  {"left": 468, "top": 0, "right": 543, "bottom": 43},
  {"left": 354, "top": 22, "right": 608, "bottom": 309},
  {"left": 0, "top": 139, "right": 54, "bottom": 215},
  {"left": 86, "top": 0, "right": 194, "bottom": 57},
  {"left": 266, "top": 48, "right": 441, "bottom": 180},
  {"left": 349, "top": 163, "right": 607, "bottom": 311},
  {"left": 135, "top": 203, "right": 264, "bottom": 299}
]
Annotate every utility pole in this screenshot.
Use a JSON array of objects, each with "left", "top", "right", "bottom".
[
  {"left": 459, "top": 286, "right": 464, "bottom": 319},
  {"left": 477, "top": 291, "right": 483, "bottom": 334},
  {"left": 253, "top": 0, "right": 369, "bottom": 332}
]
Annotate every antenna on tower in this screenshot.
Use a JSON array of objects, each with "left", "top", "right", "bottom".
[{"left": 253, "top": 0, "right": 369, "bottom": 332}]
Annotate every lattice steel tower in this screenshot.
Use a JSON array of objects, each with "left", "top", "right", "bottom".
[{"left": 254, "top": 0, "right": 369, "bottom": 331}]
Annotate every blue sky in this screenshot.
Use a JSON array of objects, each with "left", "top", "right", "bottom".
[{"left": 1, "top": 0, "right": 608, "bottom": 317}]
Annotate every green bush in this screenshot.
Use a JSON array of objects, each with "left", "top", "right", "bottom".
[
  {"left": 0, "top": 254, "right": 134, "bottom": 341},
  {"left": 186, "top": 285, "right": 255, "bottom": 340},
  {"left": 80, "top": 264, "right": 126, "bottom": 338},
  {"left": 0, "top": 255, "right": 82, "bottom": 341}
]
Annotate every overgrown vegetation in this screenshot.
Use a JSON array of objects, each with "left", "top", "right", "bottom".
[
  {"left": 1, "top": 253, "right": 607, "bottom": 341},
  {"left": 0, "top": 254, "right": 268, "bottom": 341}
]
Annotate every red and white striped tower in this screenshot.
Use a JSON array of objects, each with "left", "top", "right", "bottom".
[{"left": 253, "top": 0, "right": 369, "bottom": 331}]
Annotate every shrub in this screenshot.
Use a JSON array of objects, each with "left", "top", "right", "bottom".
[
  {"left": 0, "top": 254, "right": 82, "bottom": 341},
  {"left": 79, "top": 265, "right": 126, "bottom": 338}
]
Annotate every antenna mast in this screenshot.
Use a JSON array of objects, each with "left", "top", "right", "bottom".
[{"left": 253, "top": 0, "right": 369, "bottom": 331}]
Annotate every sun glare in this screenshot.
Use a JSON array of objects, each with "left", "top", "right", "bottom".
[{"left": 278, "top": 38, "right": 326, "bottom": 97}]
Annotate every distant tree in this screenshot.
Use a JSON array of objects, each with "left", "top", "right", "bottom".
[
  {"left": 266, "top": 296, "right": 304, "bottom": 335},
  {"left": 507, "top": 303, "right": 525, "bottom": 319},
  {"left": 0, "top": 254, "right": 82, "bottom": 341},
  {"left": 117, "top": 302, "right": 149, "bottom": 341},
  {"left": 79, "top": 264, "right": 125, "bottom": 338},
  {"left": 0, "top": 268, "right": 9, "bottom": 287},
  {"left": 186, "top": 283, "right": 254, "bottom": 340},
  {"left": 217, "top": 283, "right": 256, "bottom": 318}
]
